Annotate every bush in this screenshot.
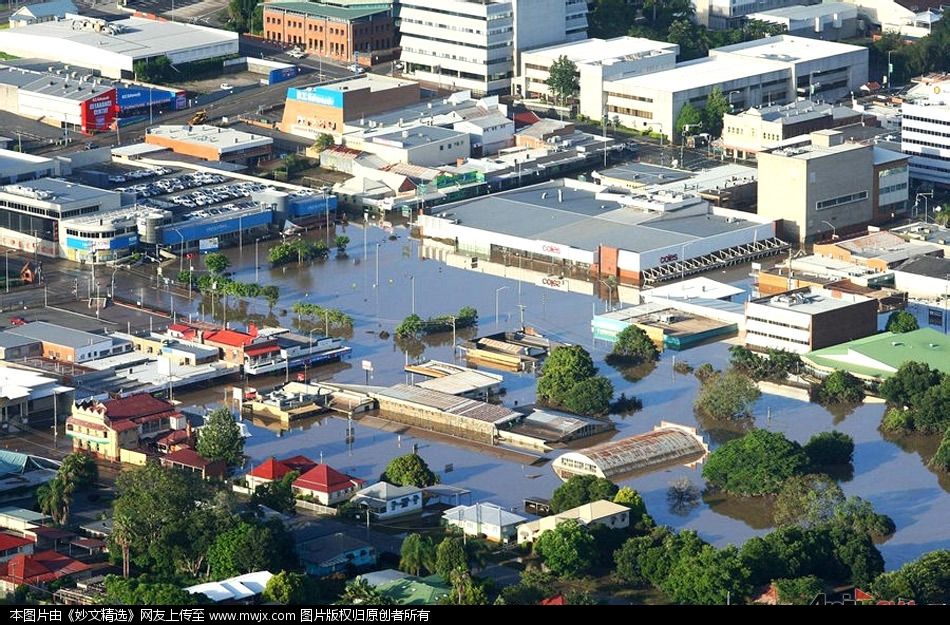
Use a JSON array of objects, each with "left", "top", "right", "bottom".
[
  {"left": 929, "top": 426, "right": 950, "bottom": 473},
  {"left": 813, "top": 370, "right": 864, "bottom": 405},
  {"left": 607, "top": 325, "right": 659, "bottom": 365},
  {"left": 702, "top": 429, "right": 809, "bottom": 496},
  {"left": 803, "top": 431, "right": 854, "bottom": 469}
]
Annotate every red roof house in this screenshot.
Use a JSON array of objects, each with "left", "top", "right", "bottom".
[
  {"left": 0, "top": 533, "right": 33, "bottom": 562},
  {"left": 246, "top": 455, "right": 317, "bottom": 490},
  {"left": 0, "top": 550, "right": 90, "bottom": 593},
  {"left": 540, "top": 594, "right": 566, "bottom": 605},
  {"left": 67, "top": 393, "right": 185, "bottom": 462},
  {"left": 292, "top": 464, "right": 364, "bottom": 506},
  {"left": 160, "top": 448, "right": 228, "bottom": 480}
]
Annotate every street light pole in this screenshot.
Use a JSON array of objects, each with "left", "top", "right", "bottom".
[
  {"left": 255, "top": 238, "right": 260, "bottom": 283},
  {"left": 820, "top": 220, "right": 838, "bottom": 240},
  {"left": 495, "top": 286, "right": 509, "bottom": 327},
  {"left": 916, "top": 192, "right": 934, "bottom": 223},
  {"left": 680, "top": 122, "right": 701, "bottom": 169}
]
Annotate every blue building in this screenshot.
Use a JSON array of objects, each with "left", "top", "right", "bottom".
[{"left": 297, "top": 533, "right": 376, "bottom": 577}]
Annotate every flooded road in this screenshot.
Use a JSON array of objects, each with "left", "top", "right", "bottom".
[{"left": 172, "top": 222, "right": 950, "bottom": 569}]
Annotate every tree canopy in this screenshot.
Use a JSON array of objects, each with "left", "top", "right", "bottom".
[
  {"left": 204, "top": 252, "right": 230, "bottom": 275},
  {"left": 207, "top": 519, "right": 295, "bottom": 579},
  {"left": 870, "top": 549, "right": 950, "bottom": 604},
  {"left": 773, "top": 474, "right": 845, "bottom": 529},
  {"left": 886, "top": 310, "right": 919, "bottom": 333},
  {"left": 702, "top": 87, "right": 730, "bottom": 137},
  {"left": 608, "top": 325, "right": 659, "bottom": 365},
  {"left": 931, "top": 426, "right": 950, "bottom": 473},
  {"left": 803, "top": 431, "right": 854, "bottom": 469},
  {"left": 702, "top": 429, "right": 809, "bottom": 496},
  {"left": 813, "top": 370, "right": 865, "bottom": 405},
  {"left": 103, "top": 575, "right": 200, "bottom": 605},
  {"left": 694, "top": 371, "right": 761, "bottom": 419},
  {"left": 434, "top": 537, "right": 468, "bottom": 579},
  {"left": 196, "top": 407, "right": 244, "bottom": 467},
  {"left": 533, "top": 519, "right": 596, "bottom": 578},
  {"left": 880, "top": 363, "right": 950, "bottom": 434},
  {"left": 399, "top": 533, "right": 436, "bottom": 576},
  {"left": 381, "top": 454, "right": 438, "bottom": 487},
  {"left": 546, "top": 55, "right": 579, "bottom": 105},
  {"left": 550, "top": 475, "right": 619, "bottom": 513},
  {"left": 674, "top": 103, "right": 703, "bottom": 139},
  {"left": 263, "top": 571, "right": 310, "bottom": 604},
  {"left": 537, "top": 345, "right": 613, "bottom": 415}
]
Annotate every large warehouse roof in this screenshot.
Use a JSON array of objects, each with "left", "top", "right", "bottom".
[
  {"left": 552, "top": 422, "right": 708, "bottom": 480},
  {"left": 0, "top": 66, "right": 114, "bottom": 101}
]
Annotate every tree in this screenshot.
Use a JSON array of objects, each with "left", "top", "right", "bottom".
[
  {"left": 932, "top": 426, "right": 950, "bottom": 472},
  {"left": 550, "top": 475, "right": 618, "bottom": 513},
  {"left": 103, "top": 576, "right": 200, "bottom": 605},
  {"left": 773, "top": 576, "right": 823, "bottom": 605},
  {"left": 58, "top": 453, "right": 98, "bottom": 491},
  {"left": 497, "top": 568, "right": 556, "bottom": 604},
  {"left": 263, "top": 571, "right": 309, "bottom": 604},
  {"left": 702, "top": 429, "right": 809, "bottom": 496},
  {"left": 381, "top": 454, "right": 438, "bottom": 487},
  {"left": 399, "top": 533, "right": 436, "bottom": 576},
  {"left": 667, "top": 477, "right": 701, "bottom": 516},
  {"left": 830, "top": 496, "right": 895, "bottom": 539},
  {"left": 870, "top": 550, "right": 950, "bottom": 604},
  {"left": 773, "top": 474, "right": 845, "bottom": 529},
  {"left": 537, "top": 345, "right": 598, "bottom": 406},
  {"left": 562, "top": 375, "right": 614, "bottom": 416},
  {"left": 613, "top": 487, "right": 648, "bottom": 520},
  {"left": 608, "top": 325, "right": 659, "bottom": 365},
  {"left": 533, "top": 519, "right": 596, "bottom": 577},
  {"left": 395, "top": 314, "right": 424, "bottom": 338},
  {"left": 228, "top": 0, "right": 258, "bottom": 33},
  {"left": 663, "top": 544, "right": 752, "bottom": 605},
  {"left": 340, "top": 579, "right": 392, "bottom": 605},
  {"left": 880, "top": 362, "right": 942, "bottom": 408},
  {"left": 675, "top": 102, "right": 703, "bottom": 139},
  {"left": 196, "top": 407, "right": 244, "bottom": 467},
  {"left": 702, "top": 87, "right": 730, "bottom": 137},
  {"left": 886, "top": 310, "right": 919, "bottom": 333},
  {"left": 312, "top": 133, "right": 335, "bottom": 152},
  {"left": 251, "top": 471, "right": 298, "bottom": 513},
  {"left": 445, "top": 567, "right": 489, "bottom": 605},
  {"left": 334, "top": 235, "right": 350, "bottom": 255},
  {"left": 207, "top": 520, "right": 295, "bottom": 579},
  {"left": 546, "top": 55, "right": 579, "bottom": 105},
  {"left": 589, "top": 0, "right": 639, "bottom": 38},
  {"left": 435, "top": 537, "right": 468, "bottom": 579},
  {"left": 694, "top": 371, "right": 761, "bottom": 419},
  {"left": 814, "top": 370, "right": 865, "bottom": 405},
  {"left": 204, "top": 252, "right": 230, "bottom": 275},
  {"left": 803, "top": 431, "right": 854, "bottom": 469},
  {"left": 667, "top": 19, "right": 707, "bottom": 60},
  {"left": 36, "top": 477, "right": 70, "bottom": 526}
]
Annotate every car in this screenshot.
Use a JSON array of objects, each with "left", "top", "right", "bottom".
[
  {"left": 9, "top": 316, "right": 27, "bottom": 326},
  {"left": 220, "top": 82, "right": 233, "bottom": 90},
  {"left": 348, "top": 64, "right": 365, "bottom": 74}
]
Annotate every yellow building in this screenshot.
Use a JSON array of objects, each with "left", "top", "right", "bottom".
[{"left": 66, "top": 394, "right": 185, "bottom": 462}]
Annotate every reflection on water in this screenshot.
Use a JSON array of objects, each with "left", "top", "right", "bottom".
[
  {"left": 168, "top": 224, "right": 950, "bottom": 569},
  {"left": 703, "top": 490, "right": 775, "bottom": 530}
]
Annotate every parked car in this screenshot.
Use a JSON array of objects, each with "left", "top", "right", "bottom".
[
  {"left": 348, "top": 64, "right": 365, "bottom": 74},
  {"left": 9, "top": 316, "right": 27, "bottom": 326}
]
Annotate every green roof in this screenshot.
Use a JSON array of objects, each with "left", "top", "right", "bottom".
[
  {"left": 264, "top": 1, "right": 391, "bottom": 20},
  {"left": 377, "top": 575, "right": 450, "bottom": 605},
  {"left": 803, "top": 328, "right": 950, "bottom": 380}
]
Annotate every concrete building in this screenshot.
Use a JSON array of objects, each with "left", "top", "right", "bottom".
[
  {"left": 0, "top": 365, "right": 72, "bottom": 427},
  {"left": 344, "top": 125, "right": 471, "bottom": 167},
  {"left": 892, "top": 255, "right": 950, "bottom": 298},
  {"left": 891, "top": 221, "right": 950, "bottom": 256},
  {"left": 757, "top": 130, "right": 908, "bottom": 243},
  {"left": 693, "top": 0, "right": 817, "bottom": 29},
  {"left": 514, "top": 36, "right": 678, "bottom": 103},
  {"left": 8, "top": 1, "right": 77, "bottom": 28},
  {"left": 452, "top": 113, "right": 514, "bottom": 155},
  {"left": 803, "top": 328, "right": 950, "bottom": 382},
  {"left": 0, "top": 65, "right": 117, "bottom": 133},
  {"left": 262, "top": 0, "right": 395, "bottom": 65},
  {"left": 900, "top": 74, "right": 950, "bottom": 187},
  {"left": 144, "top": 125, "right": 273, "bottom": 166},
  {"left": 517, "top": 500, "right": 630, "bottom": 545},
  {"left": 351, "top": 482, "right": 424, "bottom": 519},
  {"left": 0, "top": 334, "right": 42, "bottom": 361},
  {"left": 0, "top": 16, "right": 239, "bottom": 79},
  {"left": 397, "top": 0, "right": 588, "bottom": 95},
  {"left": 721, "top": 100, "right": 863, "bottom": 160},
  {"left": 813, "top": 230, "right": 944, "bottom": 271},
  {"left": 0, "top": 150, "right": 60, "bottom": 186},
  {"left": 280, "top": 74, "right": 420, "bottom": 138},
  {"left": 59, "top": 205, "right": 142, "bottom": 264},
  {"left": 5, "top": 322, "right": 129, "bottom": 363},
  {"left": 838, "top": 0, "right": 943, "bottom": 39},
  {"left": 442, "top": 502, "right": 526, "bottom": 543},
  {"left": 747, "top": 3, "right": 859, "bottom": 40},
  {"left": 66, "top": 394, "right": 186, "bottom": 462},
  {"left": 744, "top": 286, "right": 878, "bottom": 353}
]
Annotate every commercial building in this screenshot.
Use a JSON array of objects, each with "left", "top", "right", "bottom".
[
  {"left": 280, "top": 74, "right": 420, "bottom": 138},
  {"left": 5, "top": 322, "right": 130, "bottom": 363},
  {"left": 517, "top": 500, "right": 630, "bottom": 545},
  {"left": 891, "top": 221, "right": 950, "bottom": 256},
  {"left": 144, "top": 125, "right": 273, "bottom": 166},
  {"left": 892, "top": 256, "right": 950, "bottom": 329},
  {"left": 721, "top": 100, "right": 863, "bottom": 160},
  {"left": 59, "top": 205, "right": 142, "bottom": 264},
  {"left": 397, "top": 0, "right": 588, "bottom": 95},
  {"left": 551, "top": 422, "right": 708, "bottom": 480},
  {"left": 514, "top": 36, "right": 678, "bottom": 103},
  {"left": 0, "top": 150, "right": 60, "bottom": 185},
  {"left": 442, "top": 502, "right": 527, "bottom": 543},
  {"left": 66, "top": 394, "right": 186, "bottom": 462},
  {"left": 263, "top": 0, "right": 394, "bottom": 64},
  {"left": 452, "top": 113, "right": 514, "bottom": 156},
  {"left": 757, "top": 131, "right": 908, "bottom": 243},
  {"left": 0, "top": 365, "right": 72, "bottom": 427},
  {"left": 747, "top": 3, "right": 859, "bottom": 40},
  {"left": 693, "top": 0, "right": 814, "bottom": 29},
  {"left": 803, "top": 328, "right": 950, "bottom": 382},
  {"left": 8, "top": 1, "right": 77, "bottom": 28},
  {"left": 900, "top": 74, "right": 950, "bottom": 187},
  {"left": 417, "top": 178, "right": 782, "bottom": 286},
  {"left": 744, "top": 286, "right": 878, "bottom": 354},
  {"left": 344, "top": 125, "right": 471, "bottom": 167},
  {"left": 838, "top": 0, "right": 943, "bottom": 39},
  {"left": 0, "top": 334, "right": 43, "bottom": 361},
  {"left": 0, "top": 65, "right": 117, "bottom": 133},
  {"left": 0, "top": 16, "right": 239, "bottom": 79},
  {"left": 813, "top": 230, "right": 943, "bottom": 271}
]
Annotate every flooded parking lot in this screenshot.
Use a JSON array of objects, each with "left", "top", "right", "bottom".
[{"left": 171, "top": 221, "right": 950, "bottom": 569}]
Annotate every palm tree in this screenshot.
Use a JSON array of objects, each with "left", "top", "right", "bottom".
[
  {"left": 36, "top": 477, "right": 70, "bottom": 525},
  {"left": 59, "top": 453, "right": 98, "bottom": 491},
  {"left": 339, "top": 579, "right": 393, "bottom": 605}
]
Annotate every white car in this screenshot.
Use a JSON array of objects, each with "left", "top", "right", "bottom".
[
  {"left": 220, "top": 82, "right": 233, "bottom": 90},
  {"left": 288, "top": 49, "right": 306, "bottom": 59},
  {"left": 348, "top": 64, "right": 365, "bottom": 74}
]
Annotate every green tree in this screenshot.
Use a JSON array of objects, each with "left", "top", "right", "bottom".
[
  {"left": 932, "top": 426, "right": 950, "bottom": 472},
  {"left": 207, "top": 520, "right": 295, "bottom": 579},
  {"left": 196, "top": 407, "right": 244, "bottom": 467},
  {"left": 663, "top": 544, "right": 752, "bottom": 605},
  {"left": 870, "top": 550, "right": 950, "bottom": 604},
  {"left": 395, "top": 314, "right": 424, "bottom": 338},
  {"left": 550, "top": 475, "right": 618, "bottom": 513},
  {"left": 773, "top": 474, "right": 845, "bottom": 529},
  {"left": 381, "top": 454, "right": 438, "bottom": 487},
  {"left": 830, "top": 496, "right": 895, "bottom": 539},
  {"left": 434, "top": 537, "right": 468, "bottom": 579},
  {"left": 702, "top": 87, "right": 730, "bottom": 137},
  {"left": 103, "top": 576, "right": 200, "bottom": 605},
  {"left": 36, "top": 477, "right": 70, "bottom": 526},
  {"left": 694, "top": 371, "right": 761, "bottom": 419},
  {"left": 674, "top": 102, "right": 703, "bottom": 139},
  {"left": 546, "top": 55, "right": 579, "bottom": 105},
  {"left": 803, "top": 431, "right": 854, "bottom": 469},
  {"left": 613, "top": 487, "right": 648, "bottom": 521},
  {"left": 204, "top": 252, "right": 230, "bottom": 275},
  {"left": 533, "top": 519, "right": 596, "bottom": 578},
  {"left": 880, "top": 361, "right": 942, "bottom": 408},
  {"left": 334, "top": 235, "right": 350, "bottom": 255},
  {"left": 773, "top": 576, "right": 823, "bottom": 605},
  {"left": 228, "top": 0, "right": 258, "bottom": 33},
  {"left": 399, "top": 533, "right": 436, "bottom": 576},
  {"left": 589, "top": 0, "right": 639, "bottom": 38},
  {"left": 339, "top": 578, "right": 393, "bottom": 605},
  {"left": 263, "top": 571, "right": 309, "bottom": 604},
  {"left": 58, "top": 452, "right": 98, "bottom": 491},
  {"left": 312, "top": 133, "right": 335, "bottom": 152},
  {"left": 537, "top": 345, "right": 598, "bottom": 407},
  {"left": 251, "top": 471, "right": 298, "bottom": 513},
  {"left": 886, "top": 310, "right": 919, "bottom": 333},
  {"left": 608, "top": 325, "right": 659, "bottom": 365},
  {"left": 562, "top": 375, "right": 614, "bottom": 416},
  {"left": 702, "top": 429, "right": 809, "bottom": 496},
  {"left": 815, "top": 370, "right": 865, "bottom": 405},
  {"left": 667, "top": 19, "right": 708, "bottom": 60},
  {"left": 497, "top": 568, "right": 555, "bottom": 604}
]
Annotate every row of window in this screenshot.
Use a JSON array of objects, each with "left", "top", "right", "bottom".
[
  {"left": 903, "top": 137, "right": 950, "bottom": 151},
  {"left": 903, "top": 114, "right": 950, "bottom": 127},
  {"left": 879, "top": 182, "right": 908, "bottom": 195},
  {"left": 607, "top": 91, "right": 653, "bottom": 104},
  {"left": 746, "top": 330, "right": 809, "bottom": 346},
  {"left": 64, "top": 225, "right": 136, "bottom": 238},
  {"left": 608, "top": 104, "right": 652, "bottom": 119},
  {"left": 746, "top": 315, "right": 809, "bottom": 332},
  {"left": 903, "top": 126, "right": 950, "bottom": 140},
  {"left": 816, "top": 190, "right": 868, "bottom": 211}
]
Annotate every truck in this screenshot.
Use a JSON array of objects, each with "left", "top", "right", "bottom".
[{"left": 189, "top": 110, "right": 208, "bottom": 125}]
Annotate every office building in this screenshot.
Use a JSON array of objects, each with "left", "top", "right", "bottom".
[
  {"left": 747, "top": 3, "right": 859, "bottom": 40},
  {"left": 901, "top": 74, "right": 950, "bottom": 187},
  {"left": 694, "top": 0, "right": 818, "bottom": 29},
  {"left": 144, "top": 125, "right": 274, "bottom": 166},
  {"left": 59, "top": 206, "right": 144, "bottom": 264},
  {"left": 262, "top": 0, "right": 395, "bottom": 65},
  {"left": 397, "top": 0, "right": 588, "bottom": 96},
  {"left": 0, "top": 65, "right": 117, "bottom": 133}
]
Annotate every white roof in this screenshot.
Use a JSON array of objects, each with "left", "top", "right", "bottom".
[
  {"left": 443, "top": 502, "right": 527, "bottom": 528},
  {"left": 748, "top": 2, "right": 857, "bottom": 22},
  {"left": 711, "top": 34, "right": 865, "bottom": 64},
  {"left": 645, "top": 277, "right": 744, "bottom": 301},
  {"left": 609, "top": 54, "right": 788, "bottom": 92},
  {"left": 11, "top": 0, "right": 77, "bottom": 20},
  {"left": 0, "top": 366, "right": 70, "bottom": 402},
  {"left": 523, "top": 36, "right": 678, "bottom": 65},
  {"left": 147, "top": 124, "right": 272, "bottom": 153},
  {"left": 185, "top": 571, "right": 273, "bottom": 602}
]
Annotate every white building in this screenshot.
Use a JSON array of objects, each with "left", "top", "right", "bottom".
[
  {"left": 452, "top": 113, "right": 514, "bottom": 155},
  {"left": 442, "top": 502, "right": 527, "bottom": 543},
  {"left": 514, "top": 36, "right": 678, "bottom": 103},
  {"left": 8, "top": 0, "right": 77, "bottom": 28},
  {"left": 693, "top": 0, "right": 816, "bottom": 29},
  {"left": 345, "top": 125, "right": 471, "bottom": 167},
  {"left": 901, "top": 74, "right": 950, "bottom": 187},
  {"left": 59, "top": 205, "right": 152, "bottom": 264},
  {"left": 747, "top": 3, "right": 859, "bottom": 41},
  {"left": 892, "top": 256, "right": 950, "bottom": 299},
  {"left": 0, "top": 150, "right": 60, "bottom": 185},
  {"left": 351, "top": 482, "right": 424, "bottom": 519},
  {"left": 396, "top": 0, "right": 588, "bottom": 95},
  {"left": 0, "top": 15, "right": 239, "bottom": 79},
  {"left": 837, "top": 0, "right": 942, "bottom": 40},
  {"left": 516, "top": 500, "right": 630, "bottom": 545},
  {"left": 0, "top": 65, "right": 117, "bottom": 133}
]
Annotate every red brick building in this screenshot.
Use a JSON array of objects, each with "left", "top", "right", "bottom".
[{"left": 262, "top": 0, "right": 395, "bottom": 65}]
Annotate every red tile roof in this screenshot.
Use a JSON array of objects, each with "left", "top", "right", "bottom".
[
  {"left": 102, "top": 394, "right": 176, "bottom": 420},
  {"left": 249, "top": 455, "right": 317, "bottom": 481},
  {"left": 156, "top": 429, "right": 190, "bottom": 447},
  {"left": 110, "top": 420, "right": 139, "bottom": 433},
  {"left": 293, "top": 464, "right": 363, "bottom": 494},
  {"left": 3, "top": 550, "right": 89, "bottom": 585},
  {"left": 282, "top": 455, "right": 317, "bottom": 473},
  {"left": 0, "top": 533, "right": 31, "bottom": 552},
  {"left": 244, "top": 342, "right": 280, "bottom": 358},
  {"left": 205, "top": 329, "right": 256, "bottom": 348},
  {"left": 168, "top": 323, "right": 194, "bottom": 335},
  {"left": 540, "top": 595, "right": 566, "bottom": 605},
  {"left": 163, "top": 448, "right": 215, "bottom": 469}
]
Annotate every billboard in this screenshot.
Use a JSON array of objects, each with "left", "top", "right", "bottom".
[
  {"left": 287, "top": 86, "right": 343, "bottom": 108},
  {"left": 116, "top": 86, "right": 176, "bottom": 112},
  {"left": 80, "top": 89, "right": 117, "bottom": 133},
  {"left": 199, "top": 237, "right": 220, "bottom": 252}
]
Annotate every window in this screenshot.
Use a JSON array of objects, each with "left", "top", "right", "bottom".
[
  {"left": 929, "top": 308, "right": 944, "bottom": 326},
  {"left": 816, "top": 190, "right": 868, "bottom": 211}
]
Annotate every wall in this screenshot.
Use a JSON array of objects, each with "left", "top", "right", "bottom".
[
  {"left": 119, "top": 448, "right": 148, "bottom": 466},
  {"left": 811, "top": 297, "right": 877, "bottom": 349}
]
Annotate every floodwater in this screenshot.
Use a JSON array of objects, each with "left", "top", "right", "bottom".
[{"left": 171, "top": 222, "right": 950, "bottom": 569}]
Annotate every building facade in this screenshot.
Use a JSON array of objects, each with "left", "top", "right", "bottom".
[
  {"left": 144, "top": 125, "right": 273, "bottom": 165},
  {"left": 694, "top": 0, "right": 817, "bottom": 29},
  {"left": 901, "top": 74, "right": 950, "bottom": 187},
  {"left": 66, "top": 394, "right": 186, "bottom": 461},
  {"left": 747, "top": 3, "right": 859, "bottom": 41}
]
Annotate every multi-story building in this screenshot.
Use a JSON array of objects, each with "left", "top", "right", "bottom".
[
  {"left": 746, "top": 3, "right": 859, "bottom": 41},
  {"left": 261, "top": 0, "right": 396, "bottom": 65},
  {"left": 67, "top": 394, "right": 186, "bottom": 461},
  {"left": 397, "top": 0, "right": 588, "bottom": 96},
  {"left": 901, "top": 73, "right": 950, "bottom": 187},
  {"left": 693, "top": 0, "right": 818, "bottom": 30},
  {"left": 744, "top": 286, "right": 878, "bottom": 354},
  {"left": 5, "top": 321, "right": 130, "bottom": 363},
  {"left": 757, "top": 130, "right": 908, "bottom": 243},
  {"left": 0, "top": 65, "right": 117, "bottom": 133},
  {"left": 144, "top": 125, "right": 273, "bottom": 166}
]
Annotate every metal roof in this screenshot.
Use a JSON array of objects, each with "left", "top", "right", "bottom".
[
  {"left": 5, "top": 322, "right": 111, "bottom": 349},
  {"left": 375, "top": 384, "right": 519, "bottom": 424},
  {"left": 803, "top": 328, "right": 950, "bottom": 379},
  {"left": 442, "top": 502, "right": 526, "bottom": 527},
  {"left": 263, "top": 1, "right": 390, "bottom": 20}
]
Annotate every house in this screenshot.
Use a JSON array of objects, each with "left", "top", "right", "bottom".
[
  {"left": 67, "top": 394, "right": 186, "bottom": 462},
  {"left": 351, "top": 482, "right": 424, "bottom": 520},
  {"left": 185, "top": 571, "right": 273, "bottom": 604},
  {"left": 160, "top": 448, "right": 228, "bottom": 480},
  {"left": 0, "top": 550, "right": 90, "bottom": 595},
  {"left": 292, "top": 464, "right": 364, "bottom": 506},
  {"left": 296, "top": 533, "right": 376, "bottom": 577},
  {"left": 0, "top": 533, "right": 33, "bottom": 563},
  {"left": 245, "top": 455, "right": 317, "bottom": 491},
  {"left": 0, "top": 507, "right": 49, "bottom": 533},
  {"left": 442, "top": 502, "right": 527, "bottom": 543},
  {"left": 516, "top": 500, "right": 631, "bottom": 545},
  {"left": 8, "top": 0, "right": 77, "bottom": 28}
]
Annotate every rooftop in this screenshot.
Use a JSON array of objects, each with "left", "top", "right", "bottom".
[
  {"left": 370, "top": 125, "right": 468, "bottom": 149},
  {"left": 595, "top": 162, "right": 691, "bottom": 186},
  {"left": 0, "top": 148, "right": 55, "bottom": 171},
  {"left": 736, "top": 100, "right": 858, "bottom": 125},
  {"left": 185, "top": 571, "right": 273, "bottom": 603},
  {"left": 804, "top": 328, "right": 950, "bottom": 379},
  {"left": 354, "top": 481, "right": 422, "bottom": 501},
  {"left": 296, "top": 532, "right": 373, "bottom": 565},
  {"left": 442, "top": 502, "right": 527, "bottom": 527},
  {"left": 11, "top": 0, "right": 77, "bottom": 20},
  {"left": 609, "top": 54, "right": 788, "bottom": 92},
  {"left": 523, "top": 36, "right": 678, "bottom": 65},
  {"left": 711, "top": 34, "right": 866, "bottom": 64},
  {"left": 0, "top": 65, "right": 114, "bottom": 101},
  {"left": 0, "top": 178, "right": 118, "bottom": 206},
  {"left": 95, "top": 393, "right": 177, "bottom": 420},
  {"left": 5, "top": 321, "right": 111, "bottom": 349},
  {"left": 315, "top": 73, "right": 415, "bottom": 94},
  {"left": 645, "top": 277, "right": 744, "bottom": 301},
  {"left": 827, "top": 231, "right": 944, "bottom": 264},
  {"left": 374, "top": 384, "right": 520, "bottom": 425},
  {"left": 146, "top": 125, "right": 273, "bottom": 152},
  {"left": 750, "top": 287, "right": 872, "bottom": 314},
  {"left": 0, "top": 507, "right": 49, "bottom": 524},
  {"left": 293, "top": 464, "right": 364, "bottom": 493},
  {"left": 263, "top": 0, "right": 390, "bottom": 20},
  {"left": 894, "top": 256, "right": 950, "bottom": 280},
  {"left": 748, "top": 2, "right": 857, "bottom": 21},
  {"left": 377, "top": 575, "right": 450, "bottom": 605},
  {"left": 891, "top": 221, "right": 950, "bottom": 246}
]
